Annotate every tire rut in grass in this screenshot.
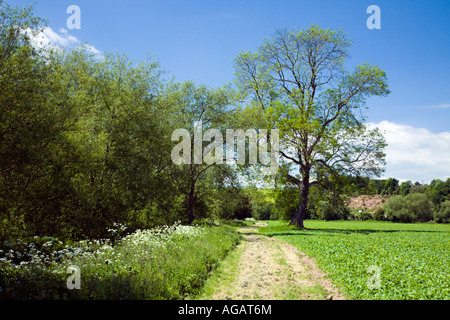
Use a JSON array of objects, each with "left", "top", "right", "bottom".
[{"left": 210, "top": 222, "right": 345, "bottom": 300}]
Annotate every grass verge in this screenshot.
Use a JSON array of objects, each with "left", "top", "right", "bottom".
[{"left": 0, "top": 221, "right": 242, "bottom": 300}]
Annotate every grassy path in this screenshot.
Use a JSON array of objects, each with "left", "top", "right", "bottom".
[{"left": 197, "top": 221, "right": 345, "bottom": 300}]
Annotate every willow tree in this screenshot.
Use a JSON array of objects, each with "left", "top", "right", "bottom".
[
  {"left": 234, "top": 26, "right": 390, "bottom": 228},
  {"left": 165, "top": 81, "right": 236, "bottom": 224}
]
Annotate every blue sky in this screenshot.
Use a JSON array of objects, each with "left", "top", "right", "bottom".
[{"left": 10, "top": 0, "right": 450, "bottom": 183}]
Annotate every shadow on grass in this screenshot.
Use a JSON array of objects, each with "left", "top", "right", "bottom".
[{"left": 261, "top": 227, "right": 447, "bottom": 238}]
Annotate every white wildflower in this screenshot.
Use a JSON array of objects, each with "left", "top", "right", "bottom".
[{"left": 43, "top": 241, "right": 53, "bottom": 248}]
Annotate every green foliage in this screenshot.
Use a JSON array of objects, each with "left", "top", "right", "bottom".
[
  {"left": 383, "top": 178, "right": 399, "bottom": 195},
  {"left": 1, "top": 1, "right": 234, "bottom": 240},
  {"left": 341, "top": 175, "right": 376, "bottom": 196},
  {"left": 252, "top": 202, "right": 274, "bottom": 220},
  {"left": 406, "top": 193, "right": 435, "bottom": 222},
  {"left": 373, "top": 207, "right": 386, "bottom": 221},
  {"left": 211, "top": 188, "right": 250, "bottom": 220},
  {"left": 399, "top": 180, "right": 413, "bottom": 196},
  {"left": 383, "top": 193, "right": 434, "bottom": 223},
  {"left": 316, "top": 201, "right": 349, "bottom": 221},
  {"left": 161, "top": 81, "right": 237, "bottom": 224},
  {"left": 348, "top": 208, "right": 374, "bottom": 221},
  {"left": 234, "top": 25, "right": 389, "bottom": 227},
  {"left": 272, "top": 186, "right": 298, "bottom": 221},
  {"left": 0, "top": 3, "right": 65, "bottom": 240},
  {"left": 233, "top": 195, "right": 253, "bottom": 220},
  {"left": 0, "top": 1, "right": 186, "bottom": 241},
  {"left": 246, "top": 189, "right": 275, "bottom": 220},
  {"left": 434, "top": 200, "right": 450, "bottom": 223},
  {"left": 426, "top": 178, "right": 450, "bottom": 207},
  {"left": 307, "top": 179, "right": 351, "bottom": 221},
  {"left": 369, "top": 179, "right": 386, "bottom": 195},
  {"left": 383, "top": 196, "right": 410, "bottom": 222},
  {"left": 260, "top": 220, "right": 450, "bottom": 300},
  {"left": 0, "top": 223, "right": 241, "bottom": 299},
  {"left": 1, "top": 0, "right": 447, "bottom": 302}
]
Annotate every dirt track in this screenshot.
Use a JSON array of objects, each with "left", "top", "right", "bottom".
[{"left": 209, "top": 221, "right": 345, "bottom": 300}]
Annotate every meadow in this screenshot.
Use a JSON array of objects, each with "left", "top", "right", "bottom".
[
  {"left": 259, "top": 220, "right": 450, "bottom": 300},
  {"left": 0, "top": 221, "right": 241, "bottom": 300}
]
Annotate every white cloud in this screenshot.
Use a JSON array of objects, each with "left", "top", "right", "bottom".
[
  {"left": 425, "top": 103, "right": 450, "bottom": 109},
  {"left": 368, "top": 121, "right": 450, "bottom": 183},
  {"left": 29, "top": 27, "right": 102, "bottom": 57},
  {"left": 84, "top": 44, "right": 101, "bottom": 55}
]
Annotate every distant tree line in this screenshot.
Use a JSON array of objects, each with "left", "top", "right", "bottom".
[
  {"left": 244, "top": 176, "right": 450, "bottom": 224},
  {"left": 341, "top": 175, "right": 450, "bottom": 208}
]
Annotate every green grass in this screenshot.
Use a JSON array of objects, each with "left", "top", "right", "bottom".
[
  {"left": 259, "top": 220, "right": 450, "bottom": 300},
  {"left": 193, "top": 237, "right": 246, "bottom": 300},
  {"left": 194, "top": 219, "right": 256, "bottom": 300},
  {"left": 0, "top": 222, "right": 242, "bottom": 300}
]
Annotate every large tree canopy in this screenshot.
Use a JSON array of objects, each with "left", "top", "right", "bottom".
[{"left": 234, "top": 26, "right": 390, "bottom": 227}]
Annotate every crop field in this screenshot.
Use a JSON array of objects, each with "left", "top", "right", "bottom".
[{"left": 259, "top": 220, "right": 450, "bottom": 300}]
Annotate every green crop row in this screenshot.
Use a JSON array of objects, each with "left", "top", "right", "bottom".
[{"left": 259, "top": 220, "right": 450, "bottom": 300}]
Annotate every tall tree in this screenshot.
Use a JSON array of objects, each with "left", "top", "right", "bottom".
[
  {"left": 0, "top": 0, "right": 174, "bottom": 239},
  {"left": 383, "top": 178, "right": 399, "bottom": 195},
  {"left": 164, "top": 81, "right": 236, "bottom": 224},
  {"left": 399, "top": 180, "right": 413, "bottom": 196},
  {"left": 59, "top": 49, "right": 171, "bottom": 237},
  {"left": 0, "top": 2, "right": 74, "bottom": 239},
  {"left": 234, "top": 26, "right": 390, "bottom": 228},
  {"left": 427, "top": 179, "right": 450, "bottom": 207}
]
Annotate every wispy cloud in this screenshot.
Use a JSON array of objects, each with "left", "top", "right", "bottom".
[
  {"left": 29, "top": 27, "right": 102, "bottom": 57},
  {"left": 424, "top": 103, "right": 450, "bottom": 109},
  {"left": 368, "top": 121, "right": 450, "bottom": 183}
]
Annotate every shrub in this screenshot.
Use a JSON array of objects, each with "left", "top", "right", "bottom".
[
  {"left": 384, "top": 195, "right": 411, "bottom": 222},
  {"left": 349, "top": 209, "right": 374, "bottom": 221},
  {"left": 359, "top": 211, "right": 373, "bottom": 221},
  {"left": 252, "top": 202, "right": 274, "bottom": 220},
  {"left": 373, "top": 207, "right": 385, "bottom": 221},
  {"left": 434, "top": 200, "right": 450, "bottom": 223},
  {"left": 317, "top": 201, "right": 349, "bottom": 221},
  {"left": 405, "top": 192, "right": 434, "bottom": 222},
  {"left": 273, "top": 187, "right": 298, "bottom": 221},
  {"left": 383, "top": 193, "right": 434, "bottom": 223}
]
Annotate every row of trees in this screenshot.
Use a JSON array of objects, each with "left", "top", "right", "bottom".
[
  {"left": 7, "top": 1, "right": 445, "bottom": 243},
  {"left": 0, "top": 2, "right": 243, "bottom": 241},
  {"left": 245, "top": 176, "right": 450, "bottom": 223},
  {"left": 339, "top": 175, "right": 450, "bottom": 208}
]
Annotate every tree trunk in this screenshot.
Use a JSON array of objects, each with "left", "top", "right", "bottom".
[
  {"left": 187, "top": 182, "right": 195, "bottom": 225},
  {"left": 290, "top": 172, "right": 310, "bottom": 229}
]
